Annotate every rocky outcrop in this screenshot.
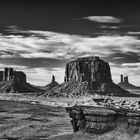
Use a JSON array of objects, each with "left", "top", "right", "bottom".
[
  {"left": 48, "top": 106, "right": 140, "bottom": 140},
  {"left": 118, "top": 75, "right": 140, "bottom": 90},
  {"left": 66, "top": 105, "right": 140, "bottom": 135},
  {"left": 0, "top": 67, "right": 42, "bottom": 93},
  {"left": 46, "top": 56, "right": 137, "bottom": 97},
  {"left": 43, "top": 75, "right": 59, "bottom": 91}
]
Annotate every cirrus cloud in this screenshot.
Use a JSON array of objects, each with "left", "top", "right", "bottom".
[
  {"left": 0, "top": 29, "right": 140, "bottom": 60},
  {"left": 83, "top": 16, "right": 122, "bottom": 23}
]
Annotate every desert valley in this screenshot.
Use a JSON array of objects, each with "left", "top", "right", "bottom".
[
  {"left": 0, "top": 1, "right": 140, "bottom": 140},
  {"left": 0, "top": 56, "right": 139, "bottom": 140}
]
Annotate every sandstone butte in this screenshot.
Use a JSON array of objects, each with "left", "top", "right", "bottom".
[
  {"left": 46, "top": 56, "right": 139, "bottom": 97},
  {"left": 0, "top": 67, "right": 42, "bottom": 93}
]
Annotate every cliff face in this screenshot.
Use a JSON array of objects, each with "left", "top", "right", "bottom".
[
  {"left": 49, "top": 106, "right": 140, "bottom": 140},
  {"left": 46, "top": 56, "right": 133, "bottom": 97},
  {"left": 0, "top": 68, "right": 26, "bottom": 83},
  {"left": 65, "top": 56, "right": 112, "bottom": 84},
  {"left": 0, "top": 67, "right": 42, "bottom": 93},
  {"left": 66, "top": 106, "right": 140, "bottom": 135}
]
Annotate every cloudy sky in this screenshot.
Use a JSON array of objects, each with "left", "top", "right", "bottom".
[{"left": 0, "top": 0, "right": 140, "bottom": 86}]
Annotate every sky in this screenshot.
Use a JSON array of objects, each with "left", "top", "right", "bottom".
[{"left": 0, "top": 0, "right": 140, "bottom": 86}]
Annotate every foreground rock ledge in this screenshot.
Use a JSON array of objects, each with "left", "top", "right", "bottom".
[
  {"left": 49, "top": 106, "right": 140, "bottom": 140},
  {"left": 66, "top": 106, "right": 140, "bottom": 134}
]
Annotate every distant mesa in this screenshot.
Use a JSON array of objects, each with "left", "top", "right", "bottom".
[
  {"left": 46, "top": 56, "right": 138, "bottom": 97},
  {"left": 118, "top": 74, "right": 140, "bottom": 90},
  {"left": 0, "top": 67, "right": 26, "bottom": 83},
  {"left": 0, "top": 67, "right": 42, "bottom": 93}
]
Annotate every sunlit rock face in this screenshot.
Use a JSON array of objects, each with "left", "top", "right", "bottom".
[{"left": 47, "top": 56, "right": 134, "bottom": 97}]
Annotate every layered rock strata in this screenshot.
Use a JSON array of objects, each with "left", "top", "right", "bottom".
[
  {"left": 64, "top": 56, "right": 112, "bottom": 84},
  {"left": 66, "top": 105, "right": 140, "bottom": 135}
]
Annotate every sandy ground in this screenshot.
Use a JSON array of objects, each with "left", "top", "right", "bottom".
[
  {"left": 0, "top": 91, "right": 140, "bottom": 140},
  {"left": 0, "top": 93, "right": 93, "bottom": 107},
  {"left": 0, "top": 100, "right": 72, "bottom": 140},
  {"left": 0, "top": 93, "right": 140, "bottom": 109}
]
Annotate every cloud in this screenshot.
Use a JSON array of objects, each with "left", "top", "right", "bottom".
[
  {"left": 0, "top": 27, "right": 140, "bottom": 85},
  {"left": 25, "top": 67, "right": 65, "bottom": 86},
  {"left": 83, "top": 16, "right": 122, "bottom": 23},
  {"left": 0, "top": 64, "right": 27, "bottom": 70},
  {"left": 2, "top": 27, "right": 140, "bottom": 61},
  {"left": 99, "top": 25, "right": 119, "bottom": 29},
  {"left": 23, "top": 67, "right": 65, "bottom": 86},
  {"left": 121, "top": 62, "right": 140, "bottom": 67},
  {"left": 112, "top": 57, "right": 125, "bottom": 60},
  {"left": 127, "top": 31, "right": 140, "bottom": 35},
  {"left": 3, "top": 31, "right": 140, "bottom": 59},
  {"left": 5, "top": 25, "right": 20, "bottom": 33}
]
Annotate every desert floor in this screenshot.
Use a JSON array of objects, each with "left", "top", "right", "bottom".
[
  {"left": 0, "top": 99, "right": 72, "bottom": 140},
  {"left": 0, "top": 89, "right": 140, "bottom": 140}
]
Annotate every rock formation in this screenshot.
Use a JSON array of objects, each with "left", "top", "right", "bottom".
[
  {"left": 48, "top": 106, "right": 140, "bottom": 140},
  {"left": 42, "top": 75, "right": 59, "bottom": 91},
  {"left": 0, "top": 68, "right": 26, "bottom": 83},
  {"left": 118, "top": 75, "right": 140, "bottom": 90},
  {"left": 64, "top": 56, "right": 112, "bottom": 84},
  {"left": 65, "top": 105, "right": 140, "bottom": 137},
  {"left": 0, "top": 67, "right": 42, "bottom": 93},
  {"left": 46, "top": 56, "right": 136, "bottom": 97}
]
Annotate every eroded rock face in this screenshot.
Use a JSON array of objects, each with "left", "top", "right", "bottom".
[
  {"left": 66, "top": 106, "right": 140, "bottom": 135},
  {"left": 66, "top": 106, "right": 117, "bottom": 133},
  {"left": 0, "top": 68, "right": 26, "bottom": 84},
  {"left": 0, "top": 67, "right": 42, "bottom": 93},
  {"left": 65, "top": 56, "right": 112, "bottom": 84},
  {"left": 47, "top": 56, "right": 133, "bottom": 97}
]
